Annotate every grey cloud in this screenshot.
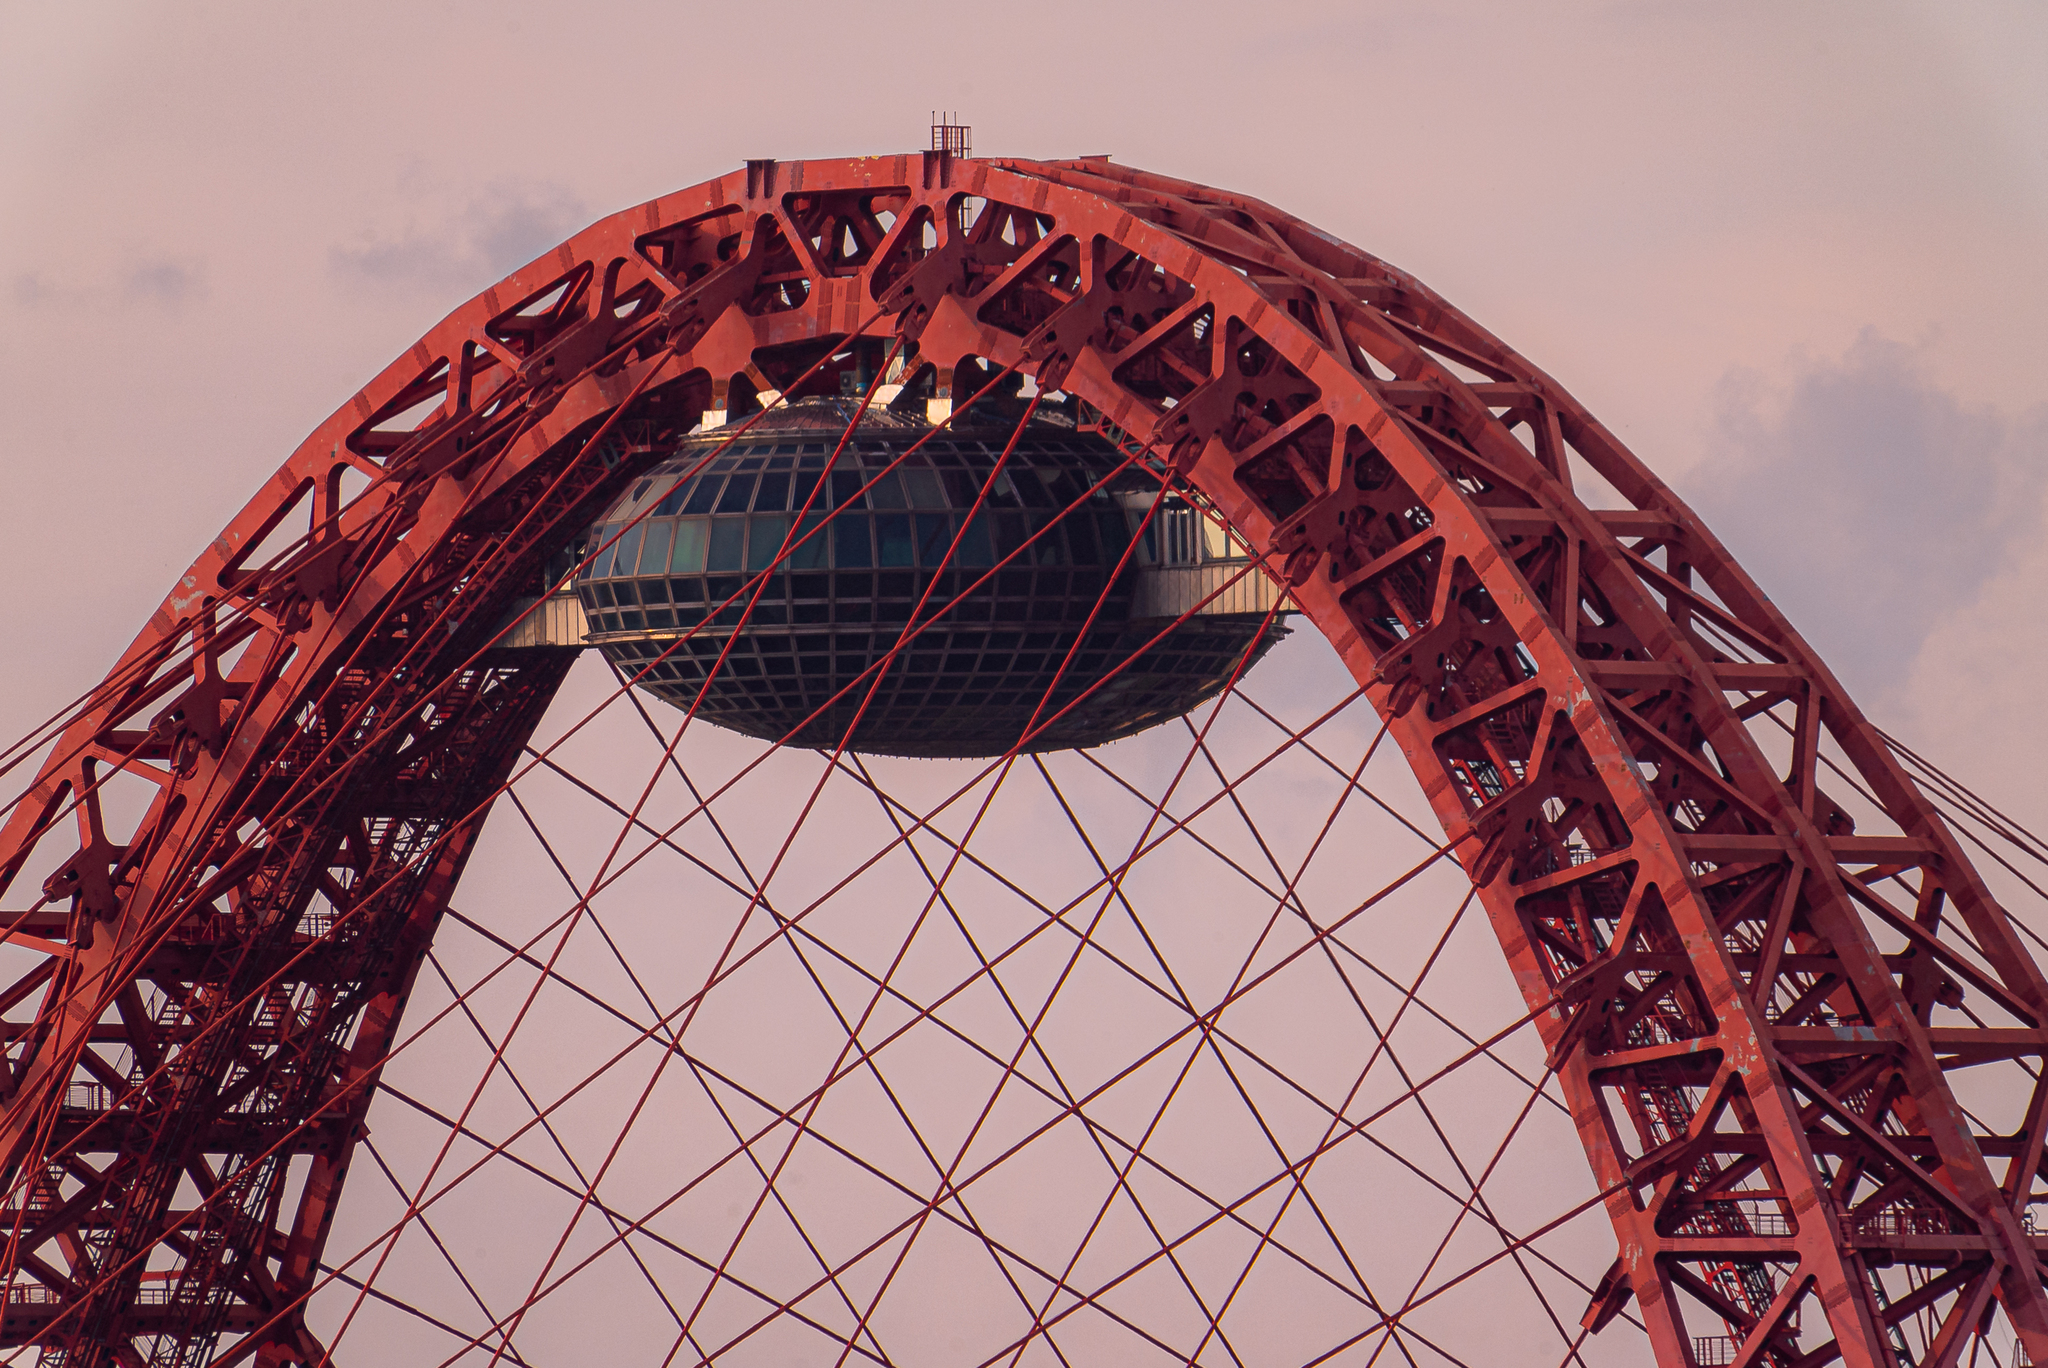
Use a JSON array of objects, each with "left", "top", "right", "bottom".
[
  {"left": 326, "top": 233, "right": 447, "bottom": 281},
  {"left": 121, "top": 256, "right": 205, "bottom": 307},
  {"left": 465, "top": 181, "right": 587, "bottom": 277},
  {"left": 11, "top": 272, "right": 52, "bottom": 306},
  {"left": 11, "top": 261, "right": 204, "bottom": 309},
  {"left": 329, "top": 180, "right": 589, "bottom": 295},
  {"left": 1680, "top": 330, "right": 2048, "bottom": 699}
]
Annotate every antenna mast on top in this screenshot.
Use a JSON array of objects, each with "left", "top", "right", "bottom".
[{"left": 930, "top": 112, "right": 971, "bottom": 158}]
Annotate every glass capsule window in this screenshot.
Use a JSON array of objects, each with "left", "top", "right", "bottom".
[
  {"left": 568, "top": 405, "right": 1283, "bottom": 757},
  {"left": 578, "top": 457, "right": 1133, "bottom": 583}
]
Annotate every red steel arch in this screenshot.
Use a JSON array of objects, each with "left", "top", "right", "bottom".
[{"left": 1, "top": 152, "right": 2044, "bottom": 1368}]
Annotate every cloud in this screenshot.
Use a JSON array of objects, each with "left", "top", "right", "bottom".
[
  {"left": 9, "top": 257, "right": 204, "bottom": 310},
  {"left": 329, "top": 179, "right": 590, "bottom": 295},
  {"left": 1891, "top": 497, "right": 2048, "bottom": 821},
  {"left": 1679, "top": 329, "right": 2048, "bottom": 701},
  {"left": 121, "top": 255, "right": 204, "bottom": 306},
  {"left": 10, "top": 272, "right": 51, "bottom": 305}
]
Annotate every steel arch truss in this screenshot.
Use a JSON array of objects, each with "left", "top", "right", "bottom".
[{"left": 0, "top": 150, "right": 2044, "bottom": 1368}]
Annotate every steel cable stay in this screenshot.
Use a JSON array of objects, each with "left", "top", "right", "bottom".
[
  {"left": 1157, "top": 730, "right": 1593, "bottom": 1367},
  {"left": 0, "top": 227, "right": 1916, "bottom": 1368},
  {"left": 387, "top": 383, "right": 1194, "bottom": 1365},
  {"left": 342, "top": 828, "right": 1566, "bottom": 1368},
  {"left": 466, "top": 377, "right": 979, "bottom": 1368},
  {"left": 12, "top": 567, "right": 1410, "bottom": 1281},
  {"left": 641, "top": 531, "right": 1275, "bottom": 1367},
  {"left": 351, "top": 1137, "right": 528, "bottom": 1365},
  {"left": 595, "top": 686, "right": 1264, "bottom": 1366},
  {"left": 1061, "top": 744, "right": 1575, "bottom": 1123},
  {"left": 321, "top": 353, "right": 921, "bottom": 1357},
  {"left": 0, "top": 151, "right": 2043, "bottom": 1368},
  {"left": 8, "top": 395, "right": 1490, "bottom": 1359},
  {"left": 0, "top": 305, "right": 920, "bottom": 1006},
  {"left": 0, "top": 413, "right": 1900, "bottom": 1359},
  {"left": 542, "top": 724, "right": 1597, "bottom": 1330},
  {"left": 496, "top": 740, "right": 1595, "bottom": 1332},
  {"left": 65, "top": 741, "right": 1508, "bottom": 1366},
  {"left": 499, "top": 769, "right": 892, "bottom": 1363},
  {"left": 4, "top": 348, "right": 1056, "bottom": 1343},
  {"left": 0, "top": 258, "right": 898, "bottom": 805},
  {"left": 797, "top": 605, "right": 1298, "bottom": 1368},
  {"left": 0, "top": 346, "right": 1063, "bottom": 1226},
  {"left": 0, "top": 358, "right": 674, "bottom": 1236},
  {"left": 171, "top": 781, "right": 1520, "bottom": 1367},
  {"left": 0, "top": 333, "right": 905, "bottom": 1343}
]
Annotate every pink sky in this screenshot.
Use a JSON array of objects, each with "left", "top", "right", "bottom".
[
  {"left": 4, "top": 1, "right": 2044, "bottom": 804},
  {"left": 3, "top": 3, "right": 2046, "bottom": 1362}
]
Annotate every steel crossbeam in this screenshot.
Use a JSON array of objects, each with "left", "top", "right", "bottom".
[{"left": 0, "top": 150, "right": 2037, "bottom": 1366}]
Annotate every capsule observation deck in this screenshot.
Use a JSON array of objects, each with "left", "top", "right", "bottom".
[{"left": 508, "top": 398, "right": 1290, "bottom": 757}]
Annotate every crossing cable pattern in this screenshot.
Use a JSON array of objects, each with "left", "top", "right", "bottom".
[{"left": 0, "top": 150, "right": 2040, "bottom": 1366}]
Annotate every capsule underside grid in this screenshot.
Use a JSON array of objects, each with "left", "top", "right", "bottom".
[{"left": 576, "top": 431, "right": 1283, "bottom": 756}]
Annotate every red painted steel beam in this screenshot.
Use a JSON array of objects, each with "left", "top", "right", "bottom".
[{"left": 0, "top": 150, "right": 2038, "bottom": 1368}]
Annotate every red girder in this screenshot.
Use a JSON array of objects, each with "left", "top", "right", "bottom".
[{"left": 0, "top": 150, "right": 2041, "bottom": 1368}]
